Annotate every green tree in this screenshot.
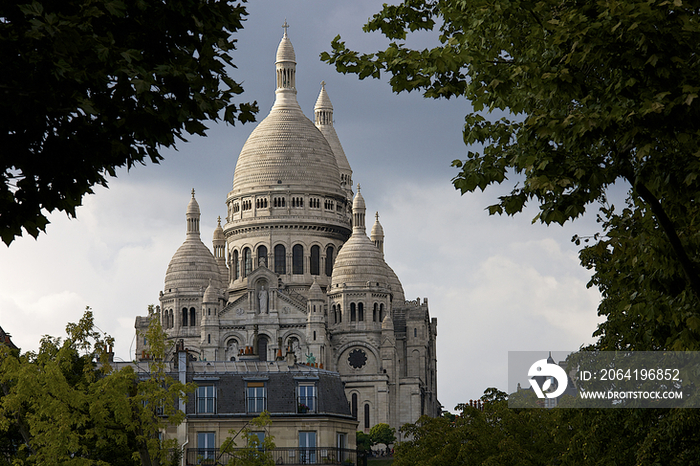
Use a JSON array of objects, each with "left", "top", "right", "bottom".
[
  {"left": 356, "top": 431, "right": 372, "bottom": 454},
  {"left": 0, "top": 308, "right": 190, "bottom": 465},
  {"left": 220, "top": 411, "right": 276, "bottom": 466},
  {"left": 1, "top": 0, "right": 258, "bottom": 245},
  {"left": 394, "top": 389, "right": 568, "bottom": 466},
  {"left": 369, "top": 423, "right": 395, "bottom": 452},
  {"left": 323, "top": 0, "right": 700, "bottom": 350}
]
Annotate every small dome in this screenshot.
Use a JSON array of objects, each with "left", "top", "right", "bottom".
[
  {"left": 314, "top": 82, "right": 333, "bottom": 111},
  {"left": 353, "top": 185, "right": 366, "bottom": 211},
  {"left": 203, "top": 280, "right": 217, "bottom": 304},
  {"left": 186, "top": 189, "right": 200, "bottom": 214},
  {"left": 331, "top": 232, "right": 389, "bottom": 289},
  {"left": 164, "top": 193, "right": 222, "bottom": 292},
  {"left": 276, "top": 24, "right": 296, "bottom": 63},
  {"left": 213, "top": 217, "right": 225, "bottom": 241},
  {"left": 309, "top": 278, "right": 324, "bottom": 301},
  {"left": 164, "top": 240, "right": 221, "bottom": 292},
  {"left": 370, "top": 212, "right": 384, "bottom": 238}
]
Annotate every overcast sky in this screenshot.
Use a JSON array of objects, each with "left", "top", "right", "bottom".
[{"left": 0, "top": 1, "right": 604, "bottom": 413}]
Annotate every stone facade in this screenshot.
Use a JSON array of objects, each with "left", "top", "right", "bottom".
[{"left": 135, "top": 27, "right": 439, "bottom": 438}]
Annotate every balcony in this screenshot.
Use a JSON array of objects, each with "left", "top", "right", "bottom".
[
  {"left": 186, "top": 447, "right": 357, "bottom": 465},
  {"left": 297, "top": 395, "right": 317, "bottom": 414}
]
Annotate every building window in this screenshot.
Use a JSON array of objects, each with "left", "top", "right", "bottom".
[
  {"left": 247, "top": 382, "right": 266, "bottom": 413},
  {"left": 197, "top": 432, "right": 216, "bottom": 460},
  {"left": 373, "top": 303, "right": 378, "bottom": 322},
  {"left": 190, "top": 308, "right": 196, "bottom": 327},
  {"left": 250, "top": 432, "right": 265, "bottom": 450},
  {"left": 350, "top": 303, "right": 356, "bottom": 322},
  {"left": 414, "top": 328, "right": 417, "bottom": 337},
  {"left": 364, "top": 403, "right": 370, "bottom": 429},
  {"left": 325, "top": 246, "right": 334, "bottom": 276},
  {"left": 299, "top": 432, "right": 317, "bottom": 464},
  {"left": 379, "top": 303, "right": 384, "bottom": 322},
  {"left": 257, "top": 335, "right": 268, "bottom": 362},
  {"left": 257, "top": 245, "right": 268, "bottom": 268},
  {"left": 274, "top": 244, "right": 286, "bottom": 274},
  {"left": 233, "top": 250, "right": 239, "bottom": 280},
  {"left": 358, "top": 303, "right": 364, "bottom": 321},
  {"left": 196, "top": 386, "right": 216, "bottom": 414},
  {"left": 292, "top": 245, "right": 303, "bottom": 274},
  {"left": 338, "top": 304, "right": 342, "bottom": 323},
  {"left": 310, "top": 245, "right": 320, "bottom": 275},
  {"left": 298, "top": 383, "right": 316, "bottom": 413},
  {"left": 182, "top": 308, "right": 188, "bottom": 327},
  {"left": 351, "top": 393, "right": 358, "bottom": 419},
  {"left": 243, "top": 248, "right": 252, "bottom": 276}
]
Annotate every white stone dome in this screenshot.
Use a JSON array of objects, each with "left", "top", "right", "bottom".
[
  {"left": 331, "top": 189, "right": 389, "bottom": 289},
  {"left": 231, "top": 108, "right": 341, "bottom": 194},
  {"left": 164, "top": 192, "right": 222, "bottom": 292},
  {"left": 230, "top": 32, "right": 342, "bottom": 196},
  {"left": 330, "top": 232, "right": 389, "bottom": 289},
  {"left": 164, "top": 238, "right": 221, "bottom": 292}
]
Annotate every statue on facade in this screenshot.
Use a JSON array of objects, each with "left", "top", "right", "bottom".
[
  {"left": 258, "top": 286, "right": 268, "bottom": 314},
  {"left": 305, "top": 352, "right": 316, "bottom": 365}
]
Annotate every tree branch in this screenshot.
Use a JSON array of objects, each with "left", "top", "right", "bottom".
[{"left": 626, "top": 176, "right": 700, "bottom": 300}]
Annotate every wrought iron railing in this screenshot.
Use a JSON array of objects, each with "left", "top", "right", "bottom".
[{"left": 186, "top": 447, "right": 357, "bottom": 465}]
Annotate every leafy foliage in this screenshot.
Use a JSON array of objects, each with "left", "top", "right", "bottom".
[
  {"left": 322, "top": 0, "right": 700, "bottom": 350},
  {"left": 220, "top": 411, "right": 276, "bottom": 466},
  {"left": 369, "top": 423, "right": 396, "bottom": 450},
  {"left": 1, "top": 0, "right": 258, "bottom": 245},
  {"left": 0, "top": 308, "right": 190, "bottom": 465},
  {"left": 394, "top": 388, "right": 700, "bottom": 466},
  {"left": 356, "top": 431, "right": 372, "bottom": 453}
]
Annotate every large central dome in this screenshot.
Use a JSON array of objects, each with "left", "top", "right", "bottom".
[
  {"left": 230, "top": 29, "right": 342, "bottom": 196},
  {"left": 231, "top": 108, "right": 341, "bottom": 194}
]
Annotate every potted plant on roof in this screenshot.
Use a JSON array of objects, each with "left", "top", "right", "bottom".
[{"left": 297, "top": 402, "right": 309, "bottom": 413}]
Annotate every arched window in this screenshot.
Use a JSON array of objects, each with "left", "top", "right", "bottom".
[
  {"left": 325, "top": 246, "right": 334, "bottom": 276},
  {"left": 338, "top": 304, "right": 342, "bottom": 323},
  {"left": 257, "top": 245, "right": 268, "bottom": 268},
  {"left": 414, "top": 328, "right": 418, "bottom": 337},
  {"left": 258, "top": 336, "right": 268, "bottom": 362},
  {"left": 350, "top": 303, "right": 356, "bottom": 322},
  {"left": 233, "top": 250, "right": 239, "bottom": 280},
  {"left": 292, "top": 245, "right": 303, "bottom": 274},
  {"left": 274, "top": 244, "right": 286, "bottom": 274},
  {"left": 373, "top": 303, "right": 378, "bottom": 322},
  {"left": 364, "top": 403, "right": 370, "bottom": 429},
  {"left": 358, "top": 303, "right": 364, "bottom": 321},
  {"left": 243, "top": 248, "right": 252, "bottom": 276},
  {"left": 351, "top": 393, "right": 358, "bottom": 420},
  {"left": 332, "top": 305, "right": 337, "bottom": 324},
  {"left": 379, "top": 303, "right": 384, "bottom": 322},
  {"left": 190, "top": 308, "right": 196, "bottom": 327},
  {"left": 182, "top": 308, "right": 188, "bottom": 327},
  {"left": 310, "top": 245, "right": 320, "bottom": 275}
]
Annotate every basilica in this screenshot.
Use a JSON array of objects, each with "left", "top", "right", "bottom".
[{"left": 135, "top": 27, "right": 439, "bottom": 434}]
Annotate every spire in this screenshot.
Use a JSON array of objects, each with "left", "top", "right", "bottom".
[
  {"left": 352, "top": 184, "right": 366, "bottom": 232},
  {"left": 274, "top": 21, "right": 298, "bottom": 108},
  {"left": 186, "top": 189, "right": 200, "bottom": 236},
  {"left": 314, "top": 81, "right": 333, "bottom": 126},
  {"left": 370, "top": 211, "right": 385, "bottom": 255}
]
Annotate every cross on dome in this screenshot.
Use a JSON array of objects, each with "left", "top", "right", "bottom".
[{"left": 282, "top": 19, "right": 289, "bottom": 37}]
